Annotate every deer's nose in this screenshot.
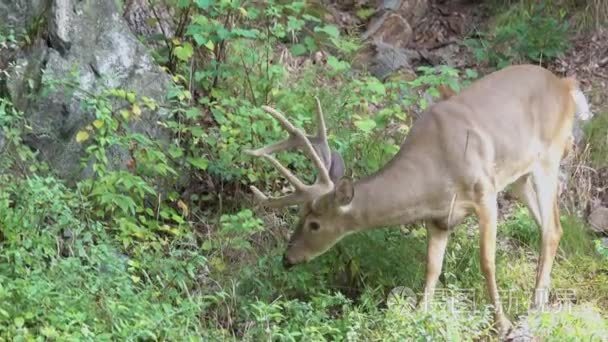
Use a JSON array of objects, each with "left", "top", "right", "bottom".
[{"left": 282, "top": 254, "right": 294, "bottom": 269}]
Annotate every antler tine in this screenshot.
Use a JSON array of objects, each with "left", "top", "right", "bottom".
[
  {"left": 244, "top": 103, "right": 335, "bottom": 208},
  {"left": 260, "top": 105, "right": 332, "bottom": 186},
  {"left": 245, "top": 98, "right": 332, "bottom": 166},
  {"left": 248, "top": 155, "right": 317, "bottom": 208},
  {"left": 249, "top": 185, "right": 310, "bottom": 208},
  {"left": 244, "top": 135, "right": 299, "bottom": 157},
  {"left": 314, "top": 96, "right": 328, "bottom": 145},
  {"left": 311, "top": 96, "right": 332, "bottom": 168},
  {"left": 262, "top": 155, "right": 306, "bottom": 191}
]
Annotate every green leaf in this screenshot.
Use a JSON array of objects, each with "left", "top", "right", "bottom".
[
  {"left": 290, "top": 44, "right": 307, "bottom": 56},
  {"left": 366, "top": 80, "right": 386, "bottom": 95},
  {"left": 174, "top": 42, "right": 194, "bottom": 61},
  {"left": 327, "top": 55, "right": 349, "bottom": 73},
  {"left": 76, "top": 130, "right": 90, "bottom": 143},
  {"left": 185, "top": 108, "right": 202, "bottom": 119},
  {"left": 41, "top": 326, "right": 59, "bottom": 338},
  {"left": 177, "top": 0, "right": 191, "bottom": 8},
  {"left": 187, "top": 157, "right": 209, "bottom": 170},
  {"left": 465, "top": 68, "right": 478, "bottom": 79},
  {"left": 14, "top": 317, "right": 24, "bottom": 327},
  {"left": 302, "top": 14, "right": 321, "bottom": 23},
  {"left": 287, "top": 16, "right": 305, "bottom": 32},
  {"left": 356, "top": 8, "right": 376, "bottom": 20},
  {"left": 168, "top": 146, "right": 184, "bottom": 159},
  {"left": 232, "top": 28, "right": 259, "bottom": 39},
  {"left": 215, "top": 26, "right": 230, "bottom": 40},
  {"left": 204, "top": 40, "right": 215, "bottom": 51},
  {"left": 192, "top": 33, "right": 207, "bottom": 46},
  {"left": 315, "top": 25, "right": 340, "bottom": 38},
  {"left": 202, "top": 240, "right": 214, "bottom": 251},
  {"left": 190, "top": 126, "right": 206, "bottom": 138},
  {"left": 195, "top": 0, "right": 212, "bottom": 9},
  {"left": 304, "top": 36, "right": 317, "bottom": 52},
  {"left": 354, "top": 118, "right": 376, "bottom": 133}
]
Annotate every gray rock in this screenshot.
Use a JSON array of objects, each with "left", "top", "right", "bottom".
[
  {"left": 355, "top": 0, "right": 430, "bottom": 79},
  {"left": 363, "top": 12, "right": 413, "bottom": 49},
  {"left": 378, "top": 0, "right": 429, "bottom": 23},
  {"left": 373, "top": 44, "right": 421, "bottom": 80},
  {"left": 4, "top": 0, "right": 171, "bottom": 182},
  {"left": 123, "top": 0, "right": 176, "bottom": 40},
  {"left": 588, "top": 206, "right": 608, "bottom": 234}
]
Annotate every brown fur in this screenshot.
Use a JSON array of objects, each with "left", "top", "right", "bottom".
[{"left": 249, "top": 64, "right": 577, "bottom": 338}]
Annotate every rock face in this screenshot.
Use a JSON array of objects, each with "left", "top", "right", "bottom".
[
  {"left": 589, "top": 206, "right": 608, "bottom": 234},
  {"left": 2, "top": 0, "right": 171, "bottom": 182},
  {"left": 354, "top": 0, "right": 473, "bottom": 79},
  {"left": 363, "top": 12, "right": 414, "bottom": 49},
  {"left": 355, "top": 0, "right": 428, "bottom": 79},
  {"left": 123, "top": 0, "right": 175, "bottom": 40}
]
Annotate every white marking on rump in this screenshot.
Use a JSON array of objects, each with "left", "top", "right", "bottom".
[{"left": 571, "top": 88, "right": 592, "bottom": 121}]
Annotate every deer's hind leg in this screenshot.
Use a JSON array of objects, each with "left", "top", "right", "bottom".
[{"left": 529, "top": 160, "right": 563, "bottom": 310}]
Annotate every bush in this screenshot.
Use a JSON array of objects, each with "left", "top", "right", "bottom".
[{"left": 467, "top": 2, "right": 570, "bottom": 68}]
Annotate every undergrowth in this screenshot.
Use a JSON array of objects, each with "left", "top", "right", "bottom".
[
  {"left": 468, "top": 1, "right": 570, "bottom": 68},
  {"left": 583, "top": 110, "right": 608, "bottom": 168}
]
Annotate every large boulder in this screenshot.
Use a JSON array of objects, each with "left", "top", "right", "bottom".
[
  {"left": 588, "top": 206, "right": 608, "bottom": 234},
  {"left": 363, "top": 12, "right": 414, "bottom": 50},
  {"left": 355, "top": 0, "right": 428, "bottom": 79},
  {"left": 378, "top": 0, "right": 429, "bottom": 23},
  {"left": 123, "top": 0, "right": 175, "bottom": 40},
  {"left": 3, "top": 0, "right": 172, "bottom": 182},
  {"left": 353, "top": 0, "right": 472, "bottom": 79}
]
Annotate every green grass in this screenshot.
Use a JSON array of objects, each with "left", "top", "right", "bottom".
[
  {"left": 583, "top": 110, "right": 608, "bottom": 168},
  {"left": 1, "top": 171, "right": 607, "bottom": 340}
]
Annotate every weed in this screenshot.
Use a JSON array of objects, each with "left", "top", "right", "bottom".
[
  {"left": 583, "top": 110, "right": 608, "bottom": 168},
  {"left": 467, "top": 2, "right": 570, "bottom": 68}
]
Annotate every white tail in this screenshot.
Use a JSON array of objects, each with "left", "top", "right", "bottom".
[
  {"left": 246, "top": 64, "right": 578, "bottom": 337},
  {"left": 571, "top": 86, "right": 592, "bottom": 121}
]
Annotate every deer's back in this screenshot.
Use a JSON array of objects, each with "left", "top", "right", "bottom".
[{"left": 404, "top": 64, "right": 575, "bottom": 194}]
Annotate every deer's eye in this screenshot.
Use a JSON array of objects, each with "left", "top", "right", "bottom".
[{"left": 309, "top": 222, "right": 320, "bottom": 231}]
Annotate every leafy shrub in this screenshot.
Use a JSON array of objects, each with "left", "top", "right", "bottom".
[
  {"left": 595, "top": 239, "right": 608, "bottom": 259},
  {"left": 583, "top": 110, "right": 608, "bottom": 168},
  {"left": 467, "top": 2, "right": 570, "bottom": 67}
]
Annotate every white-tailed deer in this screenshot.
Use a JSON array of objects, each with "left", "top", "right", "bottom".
[{"left": 245, "top": 64, "right": 590, "bottom": 337}]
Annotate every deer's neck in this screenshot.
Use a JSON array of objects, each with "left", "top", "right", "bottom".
[{"left": 345, "top": 153, "right": 444, "bottom": 231}]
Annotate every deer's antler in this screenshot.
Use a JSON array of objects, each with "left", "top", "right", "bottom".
[{"left": 245, "top": 97, "right": 334, "bottom": 208}]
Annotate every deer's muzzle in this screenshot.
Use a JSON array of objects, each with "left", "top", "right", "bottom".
[{"left": 282, "top": 254, "right": 295, "bottom": 269}]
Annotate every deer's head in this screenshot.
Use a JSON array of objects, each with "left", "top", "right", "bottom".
[{"left": 245, "top": 98, "right": 353, "bottom": 268}]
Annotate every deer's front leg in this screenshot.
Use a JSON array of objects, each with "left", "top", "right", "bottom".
[
  {"left": 476, "top": 192, "right": 512, "bottom": 337},
  {"left": 420, "top": 221, "right": 449, "bottom": 310}
]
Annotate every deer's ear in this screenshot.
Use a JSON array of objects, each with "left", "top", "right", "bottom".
[
  {"left": 329, "top": 150, "right": 345, "bottom": 183},
  {"left": 334, "top": 177, "right": 354, "bottom": 206}
]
